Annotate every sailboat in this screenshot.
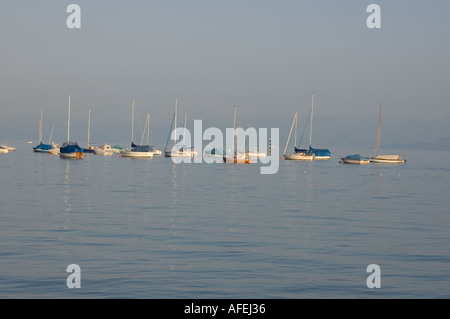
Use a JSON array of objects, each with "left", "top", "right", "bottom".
[
  {"left": 239, "top": 121, "right": 266, "bottom": 158},
  {"left": 135, "top": 113, "right": 160, "bottom": 155},
  {"left": 139, "top": 113, "right": 161, "bottom": 155},
  {"left": 283, "top": 112, "right": 315, "bottom": 161},
  {"left": 83, "top": 109, "right": 96, "bottom": 153},
  {"left": 295, "top": 93, "right": 331, "bottom": 160},
  {"left": 223, "top": 105, "right": 252, "bottom": 164},
  {"left": 60, "top": 94, "right": 84, "bottom": 159},
  {"left": 120, "top": 98, "right": 153, "bottom": 158},
  {"left": 341, "top": 154, "right": 370, "bottom": 164},
  {"left": 369, "top": 104, "right": 406, "bottom": 164},
  {"left": 33, "top": 108, "right": 59, "bottom": 153},
  {"left": 245, "top": 148, "right": 267, "bottom": 158},
  {"left": 164, "top": 98, "right": 194, "bottom": 157}
]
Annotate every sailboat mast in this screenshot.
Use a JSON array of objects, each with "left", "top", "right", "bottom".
[
  {"left": 87, "top": 109, "right": 91, "bottom": 148},
  {"left": 147, "top": 114, "right": 150, "bottom": 145},
  {"left": 48, "top": 121, "right": 54, "bottom": 144},
  {"left": 140, "top": 113, "right": 148, "bottom": 145},
  {"left": 233, "top": 105, "right": 237, "bottom": 156},
  {"left": 294, "top": 110, "right": 298, "bottom": 148},
  {"left": 39, "top": 108, "right": 43, "bottom": 143},
  {"left": 174, "top": 98, "right": 177, "bottom": 143},
  {"left": 309, "top": 93, "right": 314, "bottom": 147},
  {"left": 377, "top": 103, "right": 381, "bottom": 157},
  {"left": 67, "top": 94, "right": 71, "bottom": 143},
  {"left": 283, "top": 112, "right": 297, "bottom": 154},
  {"left": 131, "top": 98, "right": 135, "bottom": 144},
  {"left": 183, "top": 113, "right": 187, "bottom": 140}
]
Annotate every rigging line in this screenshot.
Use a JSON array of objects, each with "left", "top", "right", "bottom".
[
  {"left": 139, "top": 114, "right": 149, "bottom": 145},
  {"left": 164, "top": 112, "right": 176, "bottom": 151},
  {"left": 297, "top": 106, "right": 311, "bottom": 148}
]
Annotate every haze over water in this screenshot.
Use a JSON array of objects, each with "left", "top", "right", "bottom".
[{"left": 1, "top": 1, "right": 450, "bottom": 300}]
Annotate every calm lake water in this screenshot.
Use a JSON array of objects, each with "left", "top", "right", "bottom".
[{"left": 1, "top": 142, "right": 449, "bottom": 298}]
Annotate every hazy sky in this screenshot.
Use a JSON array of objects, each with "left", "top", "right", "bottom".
[{"left": 1, "top": 0, "right": 449, "bottom": 144}]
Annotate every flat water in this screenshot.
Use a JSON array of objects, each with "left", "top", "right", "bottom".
[{"left": 1, "top": 143, "right": 449, "bottom": 298}]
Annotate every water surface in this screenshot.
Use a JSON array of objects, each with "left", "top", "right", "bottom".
[{"left": 1, "top": 144, "right": 449, "bottom": 298}]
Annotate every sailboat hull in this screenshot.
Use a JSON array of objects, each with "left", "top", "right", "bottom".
[
  {"left": 341, "top": 158, "right": 370, "bottom": 164},
  {"left": 120, "top": 150, "right": 153, "bottom": 158},
  {"left": 34, "top": 148, "right": 54, "bottom": 153},
  {"left": 283, "top": 153, "right": 315, "bottom": 161},
  {"left": 223, "top": 156, "right": 252, "bottom": 164},
  {"left": 341, "top": 154, "right": 370, "bottom": 164},
  {"left": 369, "top": 155, "right": 406, "bottom": 164},
  {"left": 164, "top": 150, "right": 193, "bottom": 157},
  {"left": 246, "top": 152, "right": 266, "bottom": 158},
  {"left": 372, "top": 104, "right": 406, "bottom": 164},
  {"left": 313, "top": 156, "right": 331, "bottom": 160},
  {"left": 48, "top": 148, "right": 60, "bottom": 155},
  {"left": 60, "top": 152, "right": 84, "bottom": 159},
  {"left": 152, "top": 149, "right": 162, "bottom": 155}
]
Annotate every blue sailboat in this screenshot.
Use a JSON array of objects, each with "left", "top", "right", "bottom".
[
  {"left": 60, "top": 142, "right": 84, "bottom": 159},
  {"left": 33, "top": 108, "right": 59, "bottom": 153},
  {"left": 60, "top": 95, "right": 84, "bottom": 159},
  {"left": 341, "top": 154, "right": 370, "bottom": 164},
  {"left": 295, "top": 93, "right": 331, "bottom": 160},
  {"left": 34, "top": 141, "right": 56, "bottom": 153}
]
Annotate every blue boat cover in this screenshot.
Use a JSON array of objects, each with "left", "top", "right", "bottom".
[
  {"left": 33, "top": 142, "right": 54, "bottom": 151},
  {"left": 131, "top": 142, "right": 154, "bottom": 151},
  {"left": 60, "top": 142, "right": 84, "bottom": 153},
  {"left": 131, "top": 145, "right": 152, "bottom": 152},
  {"left": 344, "top": 154, "right": 369, "bottom": 160},
  {"left": 309, "top": 146, "right": 331, "bottom": 157}
]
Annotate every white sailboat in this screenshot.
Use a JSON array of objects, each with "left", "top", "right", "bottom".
[
  {"left": 223, "top": 105, "right": 252, "bottom": 164},
  {"left": 240, "top": 121, "right": 266, "bottom": 158},
  {"left": 283, "top": 112, "right": 315, "bottom": 161},
  {"left": 120, "top": 145, "right": 153, "bottom": 158},
  {"left": 59, "top": 94, "right": 84, "bottom": 159},
  {"left": 120, "top": 98, "right": 153, "bottom": 158},
  {"left": 139, "top": 113, "right": 161, "bottom": 155},
  {"left": 369, "top": 104, "right": 406, "bottom": 164},
  {"left": 245, "top": 148, "right": 267, "bottom": 158},
  {"left": 141, "top": 113, "right": 161, "bottom": 155},
  {"left": 164, "top": 98, "right": 193, "bottom": 157}
]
